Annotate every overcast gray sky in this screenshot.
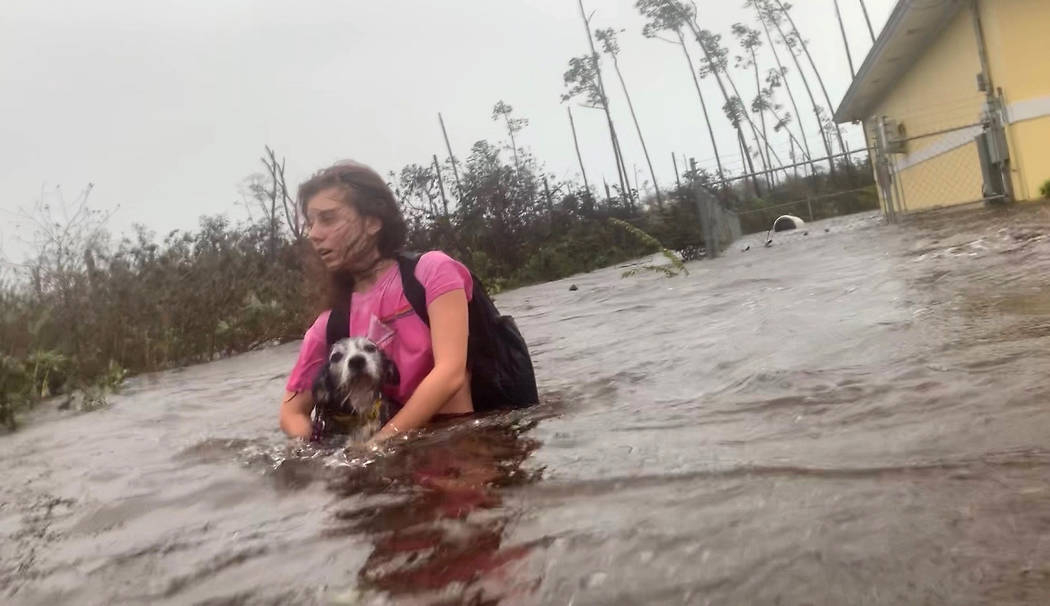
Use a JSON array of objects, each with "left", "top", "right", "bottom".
[{"left": 0, "top": 0, "right": 894, "bottom": 261}]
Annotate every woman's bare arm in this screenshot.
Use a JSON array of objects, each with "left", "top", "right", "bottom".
[
  {"left": 279, "top": 390, "right": 314, "bottom": 439},
  {"left": 371, "top": 289, "right": 469, "bottom": 442}
]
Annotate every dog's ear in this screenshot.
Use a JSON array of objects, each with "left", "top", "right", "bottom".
[
  {"left": 382, "top": 354, "right": 400, "bottom": 386},
  {"left": 312, "top": 362, "right": 335, "bottom": 408}
]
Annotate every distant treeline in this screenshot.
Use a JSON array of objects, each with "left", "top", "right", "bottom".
[
  {"left": 0, "top": 141, "right": 669, "bottom": 428},
  {"left": 2, "top": 0, "right": 883, "bottom": 429},
  {"left": 0, "top": 138, "right": 873, "bottom": 430}
]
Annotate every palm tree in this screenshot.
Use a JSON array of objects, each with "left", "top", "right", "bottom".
[{"left": 595, "top": 28, "right": 663, "bottom": 208}]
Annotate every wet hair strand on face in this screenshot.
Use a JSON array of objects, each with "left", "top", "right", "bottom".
[
  {"left": 298, "top": 161, "right": 406, "bottom": 258},
  {"left": 298, "top": 161, "right": 408, "bottom": 309}
]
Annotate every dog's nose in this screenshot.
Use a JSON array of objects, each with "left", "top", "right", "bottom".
[{"left": 348, "top": 355, "right": 366, "bottom": 370}]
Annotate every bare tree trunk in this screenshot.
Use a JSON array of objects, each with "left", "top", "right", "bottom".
[
  {"left": 762, "top": 3, "right": 836, "bottom": 173},
  {"left": 678, "top": 7, "right": 787, "bottom": 174},
  {"left": 612, "top": 128, "right": 632, "bottom": 205},
  {"left": 611, "top": 130, "right": 635, "bottom": 210},
  {"left": 676, "top": 30, "right": 726, "bottom": 185},
  {"left": 672, "top": 6, "right": 784, "bottom": 189},
  {"left": 608, "top": 52, "right": 663, "bottom": 208},
  {"left": 432, "top": 154, "right": 450, "bottom": 217},
  {"left": 859, "top": 0, "right": 877, "bottom": 43},
  {"left": 567, "top": 107, "right": 592, "bottom": 194},
  {"left": 738, "top": 129, "right": 760, "bottom": 197},
  {"left": 750, "top": 47, "right": 777, "bottom": 187},
  {"left": 773, "top": 0, "right": 851, "bottom": 169},
  {"left": 766, "top": 104, "right": 809, "bottom": 175},
  {"left": 790, "top": 138, "right": 798, "bottom": 179},
  {"left": 501, "top": 114, "right": 522, "bottom": 172},
  {"left": 754, "top": 7, "right": 816, "bottom": 175},
  {"left": 438, "top": 113, "right": 463, "bottom": 196},
  {"left": 743, "top": 105, "right": 773, "bottom": 193},
  {"left": 578, "top": 0, "right": 630, "bottom": 202},
  {"left": 683, "top": 22, "right": 766, "bottom": 193},
  {"left": 834, "top": 0, "right": 856, "bottom": 77},
  {"left": 263, "top": 146, "right": 302, "bottom": 241}
]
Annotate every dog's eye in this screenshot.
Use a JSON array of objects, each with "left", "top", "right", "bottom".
[
  {"left": 363, "top": 343, "right": 377, "bottom": 353},
  {"left": 330, "top": 352, "right": 344, "bottom": 363}
]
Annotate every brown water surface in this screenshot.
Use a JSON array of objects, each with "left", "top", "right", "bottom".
[{"left": 4, "top": 204, "right": 1050, "bottom": 605}]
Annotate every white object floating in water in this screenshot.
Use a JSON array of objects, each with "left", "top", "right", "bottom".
[{"left": 773, "top": 215, "right": 805, "bottom": 232}]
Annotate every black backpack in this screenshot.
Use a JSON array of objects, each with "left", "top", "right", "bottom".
[{"left": 325, "top": 252, "right": 538, "bottom": 412}]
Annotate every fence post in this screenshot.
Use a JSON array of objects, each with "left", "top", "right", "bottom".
[
  {"left": 873, "top": 118, "right": 898, "bottom": 223},
  {"left": 692, "top": 177, "right": 721, "bottom": 259}
]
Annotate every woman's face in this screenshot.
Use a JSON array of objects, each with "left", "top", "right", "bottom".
[{"left": 305, "top": 187, "right": 382, "bottom": 272}]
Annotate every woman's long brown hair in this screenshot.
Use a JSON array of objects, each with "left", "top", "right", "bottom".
[{"left": 298, "top": 161, "right": 407, "bottom": 310}]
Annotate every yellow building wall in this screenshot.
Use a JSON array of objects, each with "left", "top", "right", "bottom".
[
  {"left": 864, "top": 8, "right": 986, "bottom": 212},
  {"left": 1005, "top": 116, "right": 1050, "bottom": 200},
  {"left": 981, "top": 0, "right": 1050, "bottom": 102},
  {"left": 981, "top": 0, "right": 1050, "bottom": 200}
]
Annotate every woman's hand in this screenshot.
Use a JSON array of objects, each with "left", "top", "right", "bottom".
[{"left": 279, "top": 390, "right": 314, "bottom": 439}]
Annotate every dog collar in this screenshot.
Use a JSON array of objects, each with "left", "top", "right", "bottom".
[
  {"left": 328, "top": 395, "right": 382, "bottom": 423},
  {"left": 311, "top": 394, "right": 385, "bottom": 442},
  {"left": 365, "top": 395, "right": 383, "bottom": 423}
]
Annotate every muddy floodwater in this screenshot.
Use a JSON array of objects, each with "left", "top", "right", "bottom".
[{"left": 4, "top": 203, "right": 1050, "bottom": 605}]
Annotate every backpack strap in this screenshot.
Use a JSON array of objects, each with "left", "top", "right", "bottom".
[
  {"left": 396, "top": 252, "right": 430, "bottom": 326},
  {"left": 325, "top": 295, "right": 351, "bottom": 348},
  {"left": 327, "top": 254, "right": 426, "bottom": 348}
]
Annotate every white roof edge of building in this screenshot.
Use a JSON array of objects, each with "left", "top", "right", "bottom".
[{"left": 834, "top": 0, "right": 968, "bottom": 124}]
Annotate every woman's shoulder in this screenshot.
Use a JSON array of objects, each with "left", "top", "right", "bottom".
[
  {"left": 415, "top": 250, "right": 470, "bottom": 276},
  {"left": 417, "top": 249, "right": 462, "bottom": 266},
  {"left": 412, "top": 250, "right": 474, "bottom": 301},
  {"left": 304, "top": 309, "right": 332, "bottom": 341}
]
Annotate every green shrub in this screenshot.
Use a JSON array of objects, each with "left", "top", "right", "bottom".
[
  {"left": 1040, "top": 179, "right": 1050, "bottom": 200},
  {"left": 1, "top": 194, "right": 312, "bottom": 429},
  {"left": 0, "top": 355, "right": 29, "bottom": 430}
]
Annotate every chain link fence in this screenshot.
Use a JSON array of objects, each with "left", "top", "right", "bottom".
[
  {"left": 869, "top": 93, "right": 1007, "bottom": 218},
  {"left": 706, "top": 147, "right": 880, "bottom": 236}
]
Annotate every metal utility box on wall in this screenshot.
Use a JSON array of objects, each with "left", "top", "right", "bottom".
[
  {"left": 878, "top": 117, "right": 907, "bottom": 154},
  {"left": 975, "top": 131, "right": 1006, "bottom": 199}
]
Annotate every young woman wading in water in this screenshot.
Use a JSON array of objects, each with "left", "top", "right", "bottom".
[{"left": 279, "top": 162, "right": 475, "bottom": 444}]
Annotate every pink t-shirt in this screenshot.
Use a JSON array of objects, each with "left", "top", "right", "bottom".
[{"left": 285, "top": 251, "right": 473, "bottom": 405}]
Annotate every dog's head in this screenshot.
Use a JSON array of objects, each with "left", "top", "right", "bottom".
[{"left": 313, "top": 337, "right": 400, "bottom": 416}]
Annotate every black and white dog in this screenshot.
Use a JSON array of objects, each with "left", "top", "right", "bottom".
[{"left": 311, "top": 337, "right": 400, "bottom": 442}]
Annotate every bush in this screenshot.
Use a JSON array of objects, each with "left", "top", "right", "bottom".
[
  {"left": 1040, "top": 179, "right": 1050, "bottom": 200},
  {"left": 1, "top": 186, "right": 313, "bottom": 429}
]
